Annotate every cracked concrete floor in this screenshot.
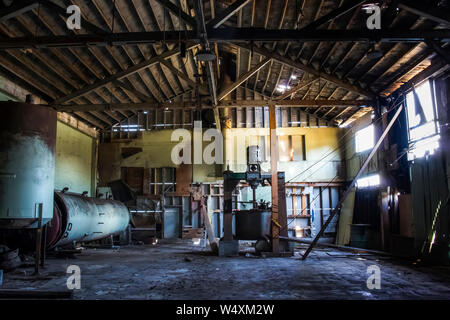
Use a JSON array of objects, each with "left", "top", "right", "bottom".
[{"left": 1, "top": 239, "right": 450, "bottom": 299}]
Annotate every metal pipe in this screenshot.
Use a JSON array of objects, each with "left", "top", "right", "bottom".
[{"left": 46, "top": 192, "right": 130, "bottom": 248}]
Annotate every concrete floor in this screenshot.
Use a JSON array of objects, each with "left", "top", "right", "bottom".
[{"left": 1, "top": 239, "right": 450, "bottom": 299}]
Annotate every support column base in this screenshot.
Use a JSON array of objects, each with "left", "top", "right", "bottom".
[{"left": 218, "top": 239, "right": 239, "bottom": 257}]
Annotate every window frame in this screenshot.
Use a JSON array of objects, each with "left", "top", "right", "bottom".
[
  {"left": 355, "top": 124, "right": 375, "bottom": 153},
  {"left": 404, "top": 79, "right": 440, "bottom": 160}
]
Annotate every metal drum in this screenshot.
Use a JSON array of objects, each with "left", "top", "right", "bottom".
[
  {"left": 46, "top": 192, "right": 130, "bottom": 248},
  {"left": 235, "top": 209, "right": 271, "bottom": 240},
  {"left": 0, "top": 102, "right": 56, "bottom": 229}
]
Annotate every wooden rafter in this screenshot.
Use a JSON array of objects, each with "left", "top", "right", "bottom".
[
  {"left": 234, "top": 43, "right": 376, "bottom": 99},
  {"left": 207, "top": 0, "right": 251, "bottom": 28},
  {"left": 218, "top": 57, "right": 271, "bottom": 101}
]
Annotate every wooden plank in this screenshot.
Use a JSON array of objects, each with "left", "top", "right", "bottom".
[
  {"left": 176, "top": 164, "right": 193, "bottom": 196},
  {"left": 201, "top": 197, "right": 218, "bottom": 253},
  {"left": 269, "top": 104, "right": 279, "bottom": 254}
]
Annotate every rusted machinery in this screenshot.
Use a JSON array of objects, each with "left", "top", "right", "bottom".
[
  {"left": 0, "top": 102, "right": 56, "bottom": 229},
  {"left": 46, "top": 191, "right": 130, "bottom": 249},
  {"left": 0, "top": 101, "right": 130, "bottom": 253},
  {"left": 220, "top": 146, "right": 292, "bottom": 256}
]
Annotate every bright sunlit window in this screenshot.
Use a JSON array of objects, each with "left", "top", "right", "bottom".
[
  {"left": 406, "top": 80, "right": 440, "bottom": 160},
  {"left": 355, "top": 124, "right": 374, "bottom": 153},
  {"left": 356, "top": 174, "right": 380, "bottom": 188}
]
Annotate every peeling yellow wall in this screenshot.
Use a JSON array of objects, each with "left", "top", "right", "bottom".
[
  {"left": 225, "top": 127, "right": 344, "bottom": 182},
  {"left": 55, "top": 121, "right": 96, "bottom": 195},
  {"left": 98, "top": 127, "right": 345, "bottom": 185},
  {"left": 98, "top": 130, "right": 218, "bottom": 185}
]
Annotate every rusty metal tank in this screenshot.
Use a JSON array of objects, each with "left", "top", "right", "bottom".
[
  {"left": 46, "top": 191, "right": 130, "bottom": 248},
  {"left": 235, "top": 209, "right": 272, "bottom": 240},
  {"left": 0, "top": 102, "right": 56, "bottom": 229}
]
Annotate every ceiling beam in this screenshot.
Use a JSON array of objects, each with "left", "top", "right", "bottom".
[
  {"left": 330, "top": 106, "right": 352, "bottom": 122},
  {"left": 1, "top": 29, "right": 449, "bottom": 50},
  {"left": 425, "top": 41, "right": 450, "bottom": 66},
  {"left": 51, "top": 45, "right": 198, "bottom": 105},
  {"left": 391, "top": 56, "right": 450, "bottom": 97},
  {"left": 154, "top": 0, "right": 197, "bottom": 28},
  {"left": 40, "top": 0, "right": 107, "bottom": 33},
  {"left": 217, "top": 57, "right": 271, "bottom": 101},
  {"left": 399, "top": 1, "right": 450, "bottom": 27},
  {"left": 235, "top": 43, "right": 376, "bottom": 98},
  {"left": 157, "top": 58, "right": 209, "bottom": 95},
  {"left": 207, "top": 0, "right": 252, "bottom": 28},
  {"left": 275, "top": 77, "right": 319, "bottom": 100},
  {"left": 300, "top": 0, "right": 367, "bottom": 31},
  {"left": 0, "top": 0, "right": 39, "bottom": 23},
  {"left": 113, "top": 80, "right": 155, "bottom": 103},
  {"left": 53, "top": 99, "right": 373, "bottom": 112}
]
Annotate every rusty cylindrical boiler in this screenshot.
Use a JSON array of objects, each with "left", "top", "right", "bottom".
[
  {"left": 46, "top": 191, "right": 130, "bottom": 248},
  {"left": 0, "top": 102, "right": 56, "bottom": 228}
]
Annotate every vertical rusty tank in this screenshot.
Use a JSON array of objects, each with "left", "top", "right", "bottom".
[{"left": 0, "top": 102, "right": 56, "bottom": 228}]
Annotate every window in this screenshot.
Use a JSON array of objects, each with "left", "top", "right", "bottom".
[
  {"left": 405, "top": 80, "right": 440, "bottom": 159},
  {"left": 356, "top": 174, "right": 380, "bottom": 188},
  {"left": 355, "top": 124, "right": 374, "bottom": 153}
]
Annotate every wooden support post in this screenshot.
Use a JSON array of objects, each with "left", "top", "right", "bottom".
[
  {"left": 301, "top": 104, "right": 404, "bottom": 260},
  {"left": 269, "top": 104, "right": 279, "bottom": 254}
]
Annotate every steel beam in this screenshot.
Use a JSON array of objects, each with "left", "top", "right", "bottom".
[
  {"left": 53, "top": 99, "right": 373, "bottom": 112},
  {"left": 1, "top": 29, "right": 449, "bottom": 50}
]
